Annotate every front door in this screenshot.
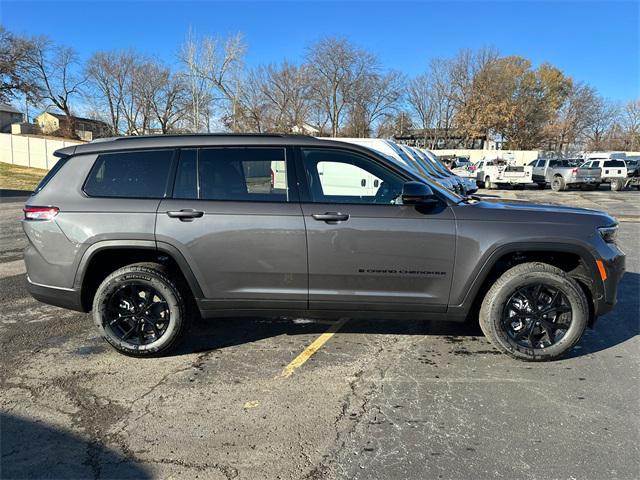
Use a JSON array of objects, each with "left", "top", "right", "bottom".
[
  {"left": 297, "top": 147, "right": 456, "bottom": 313},
  {"left": 156, "top": 146, "right": 307, "bottom": 310}
]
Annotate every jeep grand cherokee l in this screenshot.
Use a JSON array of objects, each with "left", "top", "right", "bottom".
[{"left": 23, "top": 134, "right": 625, "bottom": 361}]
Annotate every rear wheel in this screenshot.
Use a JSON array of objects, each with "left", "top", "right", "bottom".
[
  {"left": 479, "top": 262, "right": 588, "bottom": 361},
  {"left": 484, "top": 176, "right": 492, "bottom": 189},
  {"left": 93, "top": 263, "right": 190, "bottom": 357},
  {"left": 551, "top": 176, "right": 565, "bottom": 192},
  {"left": 610, "top": 178, "right": 624, "bottom": 191}
]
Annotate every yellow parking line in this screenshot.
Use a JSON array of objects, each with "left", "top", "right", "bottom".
[{"left": 280, "top": 318, "right": 349, "bottom": 378}]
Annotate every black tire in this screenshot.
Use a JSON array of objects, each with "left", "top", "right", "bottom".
[
  {"left": 484, "top": 176, "right": 492, "bottom": 189},
  {"left": 610, "top": 178, "right": 624, "bottom": 191},
  {"left": 536, "top": 182, "right": 546, "bottom": 190},
  {"left": 479, "top": 262, "right": 589, "bottom": 361},
  {"left": 551, "top": 176, "right": 565, "bottom": 192},
  {"left": 93, "top": 262, "right": 190, "bottom": 357}
]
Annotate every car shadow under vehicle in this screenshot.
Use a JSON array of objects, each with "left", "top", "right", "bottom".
[{"left": 170, "top": 272, "right": 638, "bottom": 360}]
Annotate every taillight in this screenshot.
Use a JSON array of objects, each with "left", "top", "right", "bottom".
[
  {"left": 270, "top": 169, "right": 275, "bottom": 187},
  {"left": 23, "top": 206, "right": 59, "bottom": 221},
  {"left": 571, "top": 168, "right": 578, "bottom": 176}
]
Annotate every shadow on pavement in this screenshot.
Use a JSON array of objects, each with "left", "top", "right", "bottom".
[
  {"left": 0, "top": 189, "right": 31, "bottom": 204},
  {"left": 173, "top": 272, "right": 639, "bottom": 360},
  {"left": 0, "top": 413, "right": 151, "bottom": 479},
  {"left": 567, "top": 271, "right": 640, "bottom": 358},
  {"left": 175, "top": 314, "right": 483, "bottom": 356}
]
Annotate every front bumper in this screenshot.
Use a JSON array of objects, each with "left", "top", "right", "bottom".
[
  {"left": 593, "top": 251, "right": 626, "bottom": 317},
  {"left": 26, "top": 276, "right": 86, "bottom": 312}
]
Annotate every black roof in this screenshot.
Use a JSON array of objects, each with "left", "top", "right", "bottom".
[{"left": 53, "top": 133, "right": 371, "bottom": 158}]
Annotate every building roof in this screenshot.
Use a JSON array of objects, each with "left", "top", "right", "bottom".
[
  {"left": 0, "top": 104, "right": 23, "bottom": 114},
  {"left": 395, "top": 128, "right": 487, "bottom": 139},
  {"left": 38, "top": 111, "right": 109, "bottom": 127}
]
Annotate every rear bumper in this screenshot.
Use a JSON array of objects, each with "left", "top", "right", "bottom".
[
  {"left": 572, "top": 177, "right": 601, "bottom": 184},
  {"left": 26, "top": 276, "right": 86, "bottom": 312}
]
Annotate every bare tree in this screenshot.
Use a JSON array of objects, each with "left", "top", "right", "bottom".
[
  {"left": 346, "top": 70, "right": 404, "bottom": 137},
  {"left": 407, "top": 73, "right": 436, "bottom": 146},
  {"left": 26, "top": 37, "right": 86, "bottom": 137},
  {"left": 149, "top": 69, "right": 188, "bottom": 133},
  {"left": 178, "top": 30, "right": 217, "bottom": 132},
  {"left": 305, "top": 37, "right": 375, "bottom": 137},
  {"left": 180, "top": 33, "right": 246, "bottom": 131},
  {"left": 86, "top": 51, "right": 136, "bottom": 135},
  {"left": 621, "top": 99, "right": 640, "bottom": 150},
  {"left": 256, "top": 62, "right": 313, "bottom": 132},
  {"left": 584, "top": 97, "right": 619, "bottom": 150}
]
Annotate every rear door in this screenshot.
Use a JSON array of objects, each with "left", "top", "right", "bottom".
[
  {"left": 156, "top": 146, "right": 307, "bottom": 310},
  {"left": 297, "top": 146, "right": 456, "bottom": 313}
]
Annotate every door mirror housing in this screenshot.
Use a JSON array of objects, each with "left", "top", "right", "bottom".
[{"left": 401, "top": 181, "right": 438, "bottom": 206}]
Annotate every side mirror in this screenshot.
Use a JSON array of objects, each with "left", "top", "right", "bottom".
[{"left": 401, "top": 181, "right": 438, "bottom": 206}]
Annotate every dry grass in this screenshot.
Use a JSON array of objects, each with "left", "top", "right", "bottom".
[{"left": 0, "top": 161, "right": 48, "bottom": 191}]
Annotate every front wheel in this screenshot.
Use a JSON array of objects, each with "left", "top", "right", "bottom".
[
  {"left": 484, "top": 176, "right": 492, "bottom": 189},
  {"left": 93, "top": 263, "right": 190, "bottom": 357},
  {"left": 479, "top": 262, "right": 589, "bottom": 361}
]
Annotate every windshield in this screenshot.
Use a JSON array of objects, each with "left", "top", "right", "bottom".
[
  {"left": 361, "top": 142, "right": 461, "bottom": 202},
  {"left": 410, "top": 148, "right": 446, "bottom": 178},
  {"left": 422, "top": 149, "right": 453, "bottom": 175}
]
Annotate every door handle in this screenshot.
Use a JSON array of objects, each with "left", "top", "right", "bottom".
[
  {"left": 166, "top": 209, "right": 204, "bottom": 221},
  {"left": 312, "top": 212, "right": 350, "bottom": 223}
]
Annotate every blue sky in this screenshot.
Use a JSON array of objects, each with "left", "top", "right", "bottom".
[{"left": 3, "top": 1, "right": 639, "bottom": 101}]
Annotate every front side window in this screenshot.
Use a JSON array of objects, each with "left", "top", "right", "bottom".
[
  {"left": 302, "top": 148, "right": 404, "bottom": 204},
  {"left": 173, "top": 147, "right": 289, "bottom": 202},
  {"left": 84, "top": 150, "right": 174, "bottom": 198}
]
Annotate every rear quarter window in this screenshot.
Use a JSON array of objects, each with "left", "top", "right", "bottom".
[
  {"left": 84, "top": 150, "right": 174, "bottom": 198},
  {"left": 33, "top": 156, "right": 70, "bottom": 194}
]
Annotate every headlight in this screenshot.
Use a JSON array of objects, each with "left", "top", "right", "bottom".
[{"left": 598, "top": 225, "right": 618, "bottom": 243}]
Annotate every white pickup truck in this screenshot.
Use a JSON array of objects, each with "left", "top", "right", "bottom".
[
  {"left": 580, "top": 157, "right": 628, "bottom": 191},
  {"left": 475, "top": 157, "right": 533, "bottom": 189}
]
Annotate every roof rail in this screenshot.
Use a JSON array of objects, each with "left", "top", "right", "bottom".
[{"left": 111, "top": 133, "right": 313, "bottom": 141}]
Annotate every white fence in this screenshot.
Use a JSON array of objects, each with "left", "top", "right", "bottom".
[{"left": 0, "top": 133, "right": 84, "bottom": 170}]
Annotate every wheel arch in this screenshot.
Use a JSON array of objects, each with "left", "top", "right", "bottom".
[
  {"left": 74, "top": 240, "right": 204, "bottom": 311},
  {"left": 450, "top": 242, "right": 602, "bottom": 325}
]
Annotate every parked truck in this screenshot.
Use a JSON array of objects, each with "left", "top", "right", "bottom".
[
  {"left": 475, "top": 157, "right": 533, "bottom": 189},
  {"left": 579, "top": 157, "right": 627, "bottom": 191},
  {"left": 531, "top": 159, "right": 602, "bottom": 191}
]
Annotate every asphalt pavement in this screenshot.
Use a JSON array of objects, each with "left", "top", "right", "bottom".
[{"left": 1, "top": 189, "right": 639, "bottom": 480}]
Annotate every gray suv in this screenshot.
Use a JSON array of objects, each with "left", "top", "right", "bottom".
[{"left": 23, "top": 134, "right": 625, "bottom": 361}]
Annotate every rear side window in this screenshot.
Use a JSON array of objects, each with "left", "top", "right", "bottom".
[
  {"left": 172, "top": 147, "right": 289, "bottom": 202},
  {"left": 604, "top": 160, "right": 625, "bottom": 167},
  {"left": 84, "top": 150, "right": 174, "bottom": 198}
]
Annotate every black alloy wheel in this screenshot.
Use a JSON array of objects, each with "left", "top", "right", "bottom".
[
  {"left": 105, "top": 283, "right": 170, "bottom": 346},
  {"left": 502, "top": 283, "right": 572, "bottom": 349}
]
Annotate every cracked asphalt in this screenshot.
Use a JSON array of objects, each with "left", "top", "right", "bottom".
[{"left": 1, "top": 189, "right": 639, "bottom": 480}]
